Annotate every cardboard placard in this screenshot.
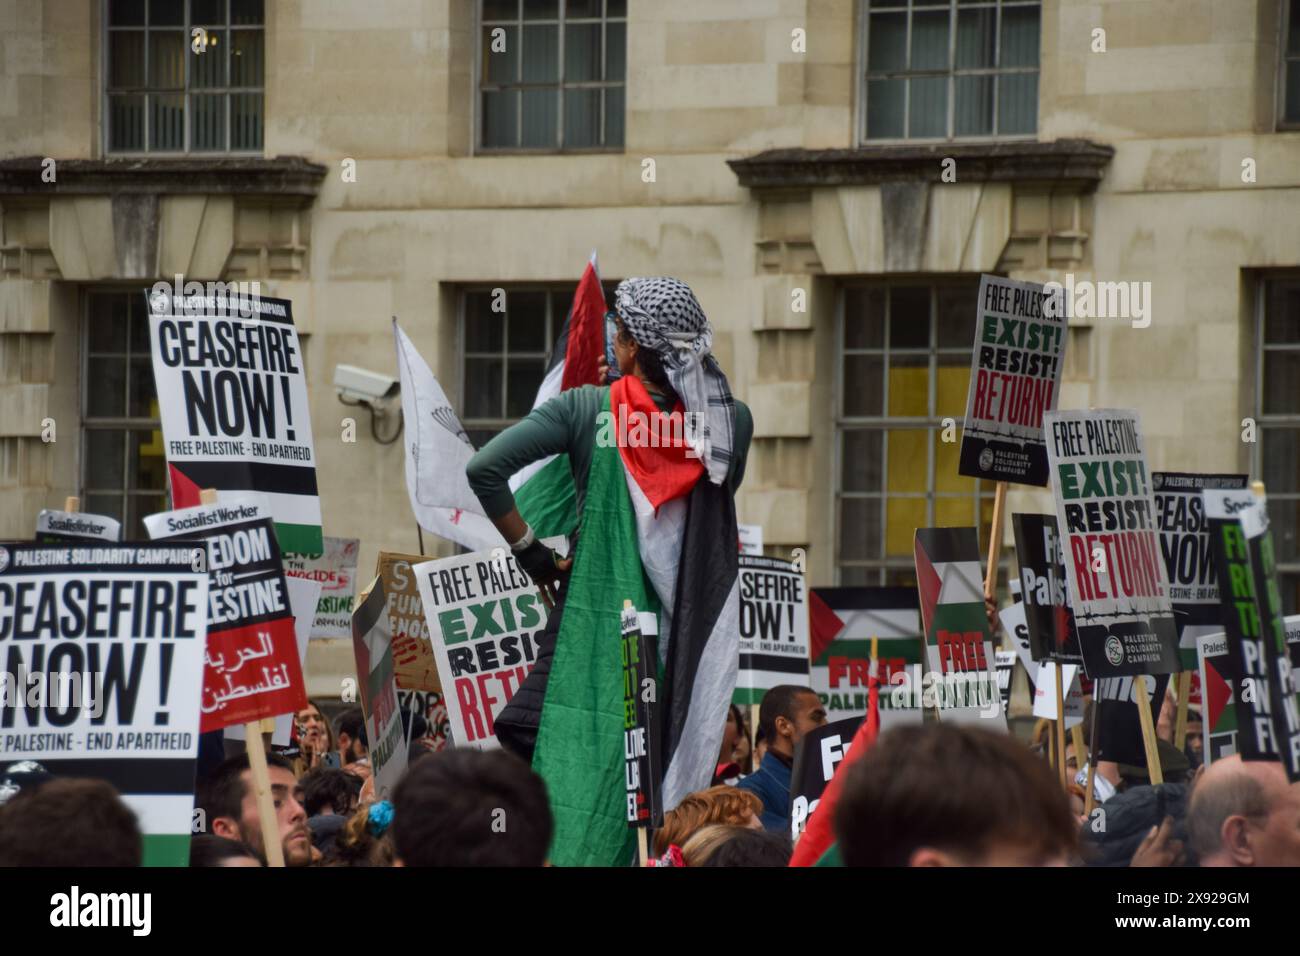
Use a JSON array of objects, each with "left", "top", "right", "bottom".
[
  {"left": 377, "top": 552, "right": 441, "bottom": 693},
  {"left": 282, "top": 536, "right": 360, "bottom": 640},
  {"left": 413, "top": 547, "right": 557, "bottom": 749},
  {"left": 1011, "top": 513, "right": 1083, "bottom": 664},
  {"left": 808, "top": 587, "right": 925, "bottom": 727},
  {"left": 351, "top": 578, "right": 409, "bottom": 799},
  {"left": 144, "top": 492, "right": 307, "bottom": 732},
  {"left": 789, "top": 715, "right": 862, "bottom": 841},
  {"left": 621, "top": 603, "right": 662, "bottom": 829},
  {"left": 35, "top": 509, "right": 122, "bottom": 544},
  {"left": 146, "top": 290, "right": 322, "bottom": 553},
  {"left": 914, "top": 528, "right": 1006, "bottom": 727},
  {"left": 1152, "top": 472, "right": 1248, "bottom": 669},
  {"left": 734, "top": 555, "right": 809, "bottom": 706},
  {"left": 1043, "top": 409, "right": 1179, "bottom": 677},
  {"left": 958, "top": 274, "right": 1067, "bottom": 487},
  {"left": 0, "top": 542, "right": 209, "bottom": 867}
]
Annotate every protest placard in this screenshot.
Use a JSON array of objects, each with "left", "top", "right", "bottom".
[
  {"left": 1012, "top": 513, "right": 1083, "bottom": 665},
  {"left": 994, "top": 650, "right": 1016, "bottom": 712},
  {"left": 1204, "top": 488, "right": 1278, "bottom": 764},
  {"left": 146, "top": 290, "right": 322, "bottom": 553},
  {"left": 999, "top": 599, "right": 1036, "bottom": 688},
  {"left": 789, "top": 715, "right": 862, "bottom": 841},
  {"left": 0, "top": 542, "right": 209, "bottom": 866},
  {"left": 958, "top": 275, "right": 1067, "bottom": 487},
  {"left": 283, "top": 537, "right": 359, "bottom": 640},
  {"left": 396, "top": 690, "right": 450, "bottom": 753},
  {"left": 1153, "top": 472, "right": 1248, "bottom": 669},
  {"left": 1092, "top": 673, "right": 1172, "bottom": 766},
  {"left": 738, "top": 524, "right": 763, "bottom": 555},
  {"left": 378, "top": 551, "right": 442, "bottom": 693},
  {"left": 144, "top": 492, "right": 307, "bottom": 732},
  {"left": 351, "top": 578, "right": 408, "bottom": 799},
  {"left": 734, "top": 555, "right": 809, "bottom": 706},
  {"left": 1043, "top": 409, "right": 1179, "bottom": 678},
  {"left": 1241, "top": 500, "right": 1300, "bottom": 779},
  {"left": 914, "top": 528, "right": 1006, "bottom": 727},
  {"left": 1196, "top": 632, "right": 1237, "bottom": 765},
  {"left": 413, "top": 547, "right": 555, "bottom": 749},
  {"left": 621, "top": 602, "right": 662, "bottom": 829},
  {"left": 809, "top": 587, "right": 924, "bottom": 727},
  {"left": 224, "top": 574, "right": 319, "bottom": 748},
  {"left": 35, "top": 509, "right": 121, "bottom": 544},
  {"left": 1031, "top": 662, "right": 1085, "bottom": 727}
]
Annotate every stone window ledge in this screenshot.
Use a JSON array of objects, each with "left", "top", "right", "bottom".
[
  {"left": 728, "top": 139, "right": 1114, "bottom": 191},
  {"left": 0, "top": 156, "right": 327, "bottom": 198}
]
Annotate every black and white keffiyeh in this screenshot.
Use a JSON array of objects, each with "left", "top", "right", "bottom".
[{"left": 614, "top": 276, "right": 735, "bottom": 485}]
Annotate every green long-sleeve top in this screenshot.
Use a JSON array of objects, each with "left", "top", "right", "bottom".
[{"left": 466, "top": 383, "right": 753, "bottom": 524}]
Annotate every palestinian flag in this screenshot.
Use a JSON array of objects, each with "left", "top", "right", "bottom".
[
  {"left": 914, "top": 527, "right": 1005, "bottom": 727},
  {"left": 512, "top": 252, "right": 608, "bottom": 539},
  {"left": 789, "top": 661, "right": 880, "bottom": 867},
  {"left": 532, "top": 376, "right": 740, "bottom": 866}
]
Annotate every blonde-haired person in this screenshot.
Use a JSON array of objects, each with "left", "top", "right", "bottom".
[
  {"left": 652, "top": 785, "right": 763, "bottom": 857},
  {"left": 681, "top": 824, "right": 792, "bottom": 867},
  {"left": 292, "top": 700, "right": 337, "bottom": 778}
]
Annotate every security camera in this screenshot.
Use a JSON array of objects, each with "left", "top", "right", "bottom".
[
  {"left": 334, "top": 365, "right": 403, "bottom": 444},
  {"left": 334, "top": 365, "right": 399, "bottom": 406}
]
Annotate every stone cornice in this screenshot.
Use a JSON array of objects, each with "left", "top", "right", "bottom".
[
  {"left": 728, "top": 139, "right": 1114, "bottom": 191},
  {"left": 0, "top": 156, "right": 327, "bottom": 198}
]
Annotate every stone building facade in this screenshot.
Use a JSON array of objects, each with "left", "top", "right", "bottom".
[{"left": 2, "top": 0, "right": 1298, "bottom": 689}]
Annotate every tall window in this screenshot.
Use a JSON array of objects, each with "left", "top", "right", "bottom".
[
  {"left": 478, "top": 0, "right": 626, "bottom": 151},
  {"left": 860, "top": 0, "right": 1040, "bottom": 141},
  {"left": 1256, "top": 277, "right": 1300, "bottom": 612},
  {"left": 836, "top": 281, "right": 1000, "bottom": 586},
  {"left": 460, "top": 283, "right": 615, "bottom": 447},
  {"left": 105, "top": 0, "right": 265, "bottom": 153},
  {"left": 1282, "top": 0, "right": 1300, "bottom": 127},
  {"left": 81, "top": 292, "right": 168, "bottom": 537}
]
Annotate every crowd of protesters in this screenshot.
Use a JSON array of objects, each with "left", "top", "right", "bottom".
[{"left": 1, "top": 677, "right": 1295, "bottom": 868}]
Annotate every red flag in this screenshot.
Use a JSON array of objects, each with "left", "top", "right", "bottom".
[
  {"left": 789, "top": 665, "right": 881, "bottom": 867},
  {"left": 610, "top": 374, "right": 703, "bottom": 509},
  {"left": 560, "top": 257, "right": 608, "bottom": 391}
]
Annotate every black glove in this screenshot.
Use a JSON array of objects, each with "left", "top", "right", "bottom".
[{"left": 514, "top": 538, "right": 566, "bottom": 588}]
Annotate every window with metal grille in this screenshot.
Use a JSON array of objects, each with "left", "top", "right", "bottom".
[
  {"left": 105, "top": 0, "right": 265, "bottom": 153},
  {"left": 478, "top": 0, "right": 626, "bottom": 151},
  {"left": 836, "top": 280, "right": 1002, "bottom": 587},
  {"left": 81, "top": 291, "right": 168, "bottom": 537},
  {"left": 1255, "top": 276, "right": 1300, "bottom": 612},
  {"left": 861, "top": 0, "right": 1040, "bottom": 141}
]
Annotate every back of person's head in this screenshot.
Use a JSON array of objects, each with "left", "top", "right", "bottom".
[
  {"left": 758, "top": 684, "right": 817, "bottom": 741},
  {"left": 834, "top": 723, "right": 1077, "bottom": 867},
  {"left": 0, "top": 777, "right": 141, "bottom": 866},
  {"left": 683, "top": 824, "right": 792, "bottom": 867},
  {"left": 300, "top": 766, "right": 362, "bottom": 817},
  {"left": 653, "top": 785, "right": 763, "bottom": 856},
  {"left": 392, "top": 749, "right": 552, "bottom": 866},
  {"left": 324, "top": 801, "right": 395, "bottom": 867},
  {"left": 1186, "top": 755, "right": 1299, "bottom": 866},
  {"left": 335, "top": 707, "right": 367, "bottom": 746},
  {"left": 196, "top": 751, "right": 295, "bottom": 829},
  {"left": 189, "top": 834, "right": 263, "bottom": 867}
]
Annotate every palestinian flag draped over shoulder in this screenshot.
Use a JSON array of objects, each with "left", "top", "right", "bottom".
[
  {"left": 532, "top": 376, "right": 740, "bottom": 866},
  {"left": 511, "top": 252, "right": 608, "bottom": 538}
]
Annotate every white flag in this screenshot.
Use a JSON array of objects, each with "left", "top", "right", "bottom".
[{"left": 393, "top": 320, "right": 503, "bottom": 552}]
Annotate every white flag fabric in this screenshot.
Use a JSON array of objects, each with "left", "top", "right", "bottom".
[{"left": 393, "top": 320, "right": 503, "bottom": 552}]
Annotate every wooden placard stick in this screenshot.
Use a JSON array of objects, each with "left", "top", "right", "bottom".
[
  {"left": 637, "top": 828, "right": 649, "bottom": 867},
  {"left": 1083, "top": 696, "right": 1099, "bottom": 818},
  {"left": 65, "top": 496, "right": 80, "bottom": 513},
  {"left": 1070, "top": 723, "right": 1087, "bottom": 776},
  {"left": 1134, "top": 680, "right": 1164, "bottom": 786},
  {"left": 983, "top": 481, "right": 1008, "bottom": 601},
  {"left": 1055, "top": 664, "right": 1068, "bottom": 787},
  {"left": 199, "top": 488, "right": 285, "bottom": 867},
  {"left": 1173, "top": 671, "right": 1191, "bottom": 751}
]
